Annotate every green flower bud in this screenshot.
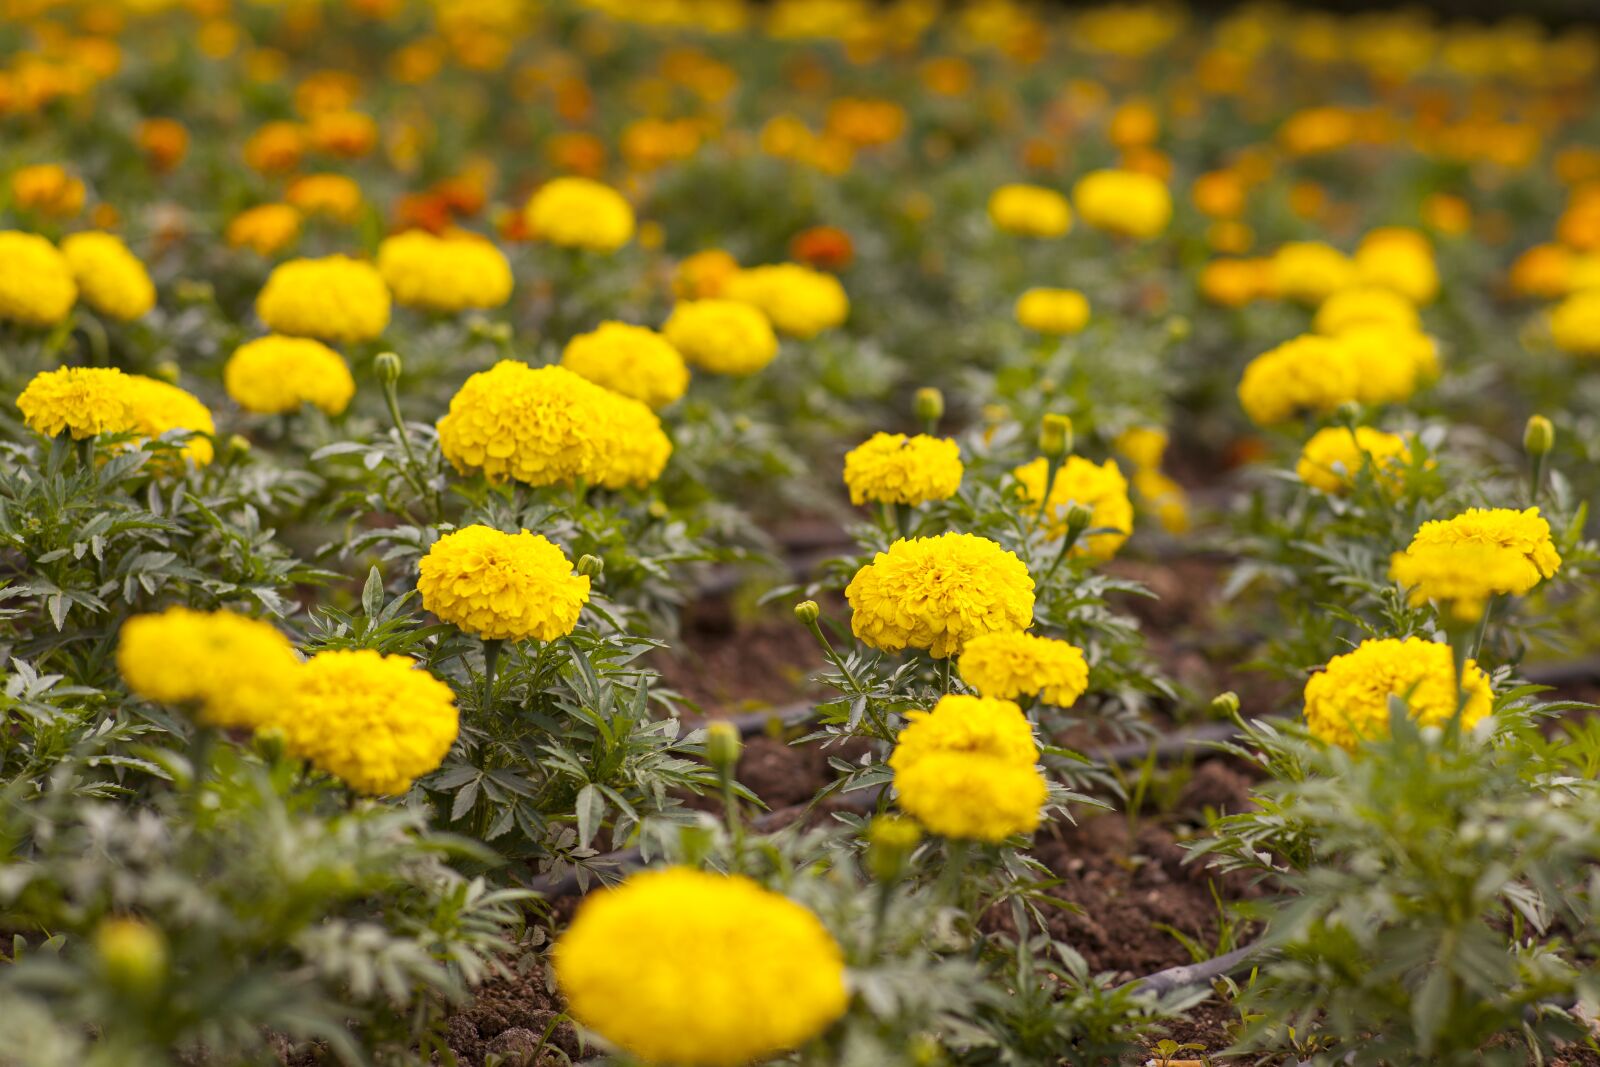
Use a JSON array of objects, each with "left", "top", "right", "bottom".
[
  {"left": 577, "top": 554, "right": 604, "bottom": 580},
  {"left": 866, "top": 815, "right": 921, "bottom": 883},
  {"left": 705, "top": 721, "right": 742, "bottom": 773},
  {"left": 374, "top": 351, "right": 403, "bottom": 386},
  {"left": 794, "top": 600, "right": 821, "bottom": 626},
  {"left": 1039, "top": 413, "right": 1072, "bottom": 458},
  {"left": 1210, "top": 691, "right": 1241, "bottom": 718},
  {"left": 1524, "top": 414, "right": 1554, "bottom": 457},
  {"left": 913, "top": 387, "right": 945, "bottom": 425},
  {"left": 95, "top": 918, "right": 167, "bottom": 995}
]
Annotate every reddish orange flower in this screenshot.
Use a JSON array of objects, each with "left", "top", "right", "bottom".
[{"left": 789, "top": 226, "right": 854, "bottom": 271}]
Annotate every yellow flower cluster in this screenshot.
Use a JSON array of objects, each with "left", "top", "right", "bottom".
[
  {"left": 722, "top": 263, "right": 849, "bottom": 338},
  {"left": 279, "top": 649, "right": 458, "bottom": 796},
  {"left": 889, "top": 694, "right": 1047, "bottom": 841},
  {"left": 1237, "top": 328, "right": 1436, "bottom": 427},
  {"left": 1355, "top": 227, "right": 1439, "bottom": 305},
  {"left": 61, "top": 232, "right": 155, "bottom": 321},
  {"left": 227, "top": 203, "right": 300, "bottom": 256},
  {"left": 525, "top": 177, "right": 635, "bottom": 253},
  {"left": 1296, "top": 426, "right": 1414, "bottom": 495},
  {"left": 435, "top": 361, "right": 671, "bottom": 489},
  {"left": 1551, "top": 289, "right": 1600, "bottom": 357},
  {"left": 560, "top": 321, "right": 689, "bottom": 409},
  {"left": 842, "top": 432, "right": 963, "bottom": 506},
  {"left": 417, "top": 525, "right": 590, "bottom": 642},
  {"left": 1390, "top": 507, "right": 1562, "bottom": 619},
  {"left": 1012, "top": 456, "right": 1134, "bottom": 560},
  {"left": 376, "top": 230, "right": 513, "bottom": 312},
  {"left": 1313, "top": 286, "right": 1419, "bottom": 335},
  {"left": 1014, "top": 288, "right": 1090, "bottom": 335},
  {"left": 256, "top": 255, "right": 391, "bottom": 343},
  {"left": 1303, "top": 637, "right": 1492, "bottom": 750},
  {"left": 958, "top": 631, "right": 1089, "bottom": 707},
  {"left": 988, "top": 183, "right": 1073, "bottom": 238},
  {"left": 18, "top": 366, "right": 214, "bottom": 465},
  {"left": 1114, "top": 426, "right": 1191, "bottom": 535},
  {"left": 846, "top": 533, "right": 1035, "bottom": 659},
  {"left": 1072, "top": 169, "right": 1172, "bottom": 239},
  {"left": 661, "top": 298, "right": 778, "bottom": 375},
  {"left": 1271, "top": 241, "right": 1358, "bottom": 304},
  {"left": 117, "top": 607, "right": 300, "bottom": 729},
  {"left": 0, "top": 230, "right": 77, "bottom": 326},
  {"left": 554, "top": 867, "right": 848, "bottom": 1067},
  {"left": 224, "top": 335, "right": 356, "bottom": 415}
]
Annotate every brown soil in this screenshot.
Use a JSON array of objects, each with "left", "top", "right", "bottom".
[
  {"left": 651, "top": 591, "right": 824, "bottom": 717},
  {"left": 439, "top": 957, "right": 583, "bottom": 1066}
]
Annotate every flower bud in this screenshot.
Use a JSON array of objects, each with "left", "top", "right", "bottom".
[
  {"left": 705, "top": 721, "right": 742, "bottom": 773},
  {"left": 794, "top": 600, "right": 820, "bottom": 626},
  {"left": 866, "top": 815, "right": 921, "bottom": 882},
  {"left": 468, "top": 318, "right": 512, "bottom": 344},
  {"left": 95, "top": 918, "right": 167, "bottom": 994},
  {"left": 1065, "top": 504, "right": 1093, "bottom": 541},
  {"left": 913, "top": 387, "right": 945, "bottom": 425},
  {"left": 1039, "top": 413, "right": 1072, "bottom": 458},
  {"left": 374, "top": 351, "right": 403, "bottom": 386},
  {"left": 224, "top": 434, "right": 252, "bottom": 461},
  {"left": 577, "top": 554, "right": 604, "bottom": 580},
  {"left": 1210, "top": 691, "right": 1241, "bottom": 718},
  {"left": 1524, "top": 414, "right": 1554, "bottom": 457},
  {"left": 153, "top": 360, "right": 180, "bottom": 384}
]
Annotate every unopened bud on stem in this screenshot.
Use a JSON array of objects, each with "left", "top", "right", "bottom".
[
  {"left": 1524, "top": 414, "right": 1554, "bottom": 457},
  {"left": 913, "top": 387, "right": 944, "bottom": 427},
  {"left": 374, "top": 351, "right": 403, "bottom": 386},
  {"left": 1039, "top": 413, "right": 1072, "bottom": 458},
  {"left": 706, "top": 721, "right": 742, "bottom": 774},
  {"left": 794, "top": 600, "right": 821, "bottom": 626}
]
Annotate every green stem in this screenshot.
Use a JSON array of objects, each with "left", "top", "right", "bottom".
[
  {"left": 719, "top": 766, "right": 746, "bottom": 872},
  {"left": 481, "top": 638, "right": 504, "bottom": 710},
  {"left": 381, "top": 377, "right": 439, "bottom": 517}
]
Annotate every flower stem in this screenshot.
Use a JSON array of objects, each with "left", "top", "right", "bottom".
[{"left": 481, "top": 638, "right": 504, "bottom": 709}]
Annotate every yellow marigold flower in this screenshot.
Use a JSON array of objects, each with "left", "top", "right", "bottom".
[
  {"left": 889, "top": 693, "right": 1039, "bottom": 771},
  {"left": 661, "top": 299, "right": 778, "bottom": 375},
  {"left": 1015, "top": 288, "right": 1090, "bottom": 335},
  {"left": 894, "top": 751, "right": 1048, "bottom": 841},
  {"left": 1390, "top": 544, "right": 1540, "bottom": 623},
  {"left": 958, "top": 632, "right": 1089, "bottom": 707},
  {"left": 1271, "top": 241, "right": 1359, "bottom": 304},
  {"left": 1236, "top": 334, "right": 1359, "bottom": 426},
  {"left": 1115, "top": 425, "right": 1169, "bottom": 470},
  {"left": 842, "top": 432, "right": 963, "bottom": 507},
  {"left": 226, "top": 203, "right": 301, "bottom": 256},
  {"left": 123, "top": 375, "right": 215, "bottom": 466},
  {"left": 1392, "top": 507, "right": 1561, "bottom": 615},
  {"left": 224, "top": 335, "right": 356, "bottom": 415},
  {"left": 1551, "top": 289, "right": 1600, "bottom": 357},
  {"left": 524, "top": 176, "right": 635, "bottom": 253},
  {"left": 60, "top": 232, "right": 156, "bottom": 321},
  {"left": 561, "top": 321, "right": 689, "bottom": 409},
  {"left": 846, "top": 533, "right": 1035, "bottom": 659},
  {"left": 1355, "top": 227, "right": 1439, "bottom": 305},
  {"left": 116, "top": 607, "right": 300, "bottom": 729},
  {"left": 280, "top": 649, "right": 458, "bottom": 796},
  {"left": 1071, "top": 168, "right": 1172, "bottom": 239},
  {"left": 376, "top": 229, "right": 513, "bottom": 312},
  {"left": 594, "top": 393, "right": 673, "bottom": 489},
  {"left": 1338, "top": 324, "right": 1438, "bottom": 401},
  {"left": 0, "top": 231, "right": 77, "bottom": 326},
  {"left": 1133, "top": 468, "right": 1191, "bottom": 534},
  {"left": 244, "top": 120, "right": 305, "bottom": 174},
  {"left": 11, "top": 163, "right": 86, "bottom": 218},
  {"left": 1313, "top": 286, "right": 1419, "bottom": 336},
  {"left": 1507, "top": 243, "right": 1571, "bottom": 301},
  {"left": 554, "top": 867, "right": 848, "bottom": 1067},
  {"left": 722, "top": 263, "right": 849, "bottom": 339},
  {"left": 285, "top": 173, "right": 364, "bottom": 222},
  {"left": 988, "top": 183, "right": 1073, "bottom": 238},
  {"left": 1296, "top": 426, "right": 1414, "bottom": 495},
  {"left": 17, "top": 366, "right": 128, "bottom": 439},
  {"left": 308, "top": 109, "right": 378, "bottom": 158},
  {"left": 673, "top": 248, "right": 740, "bottom": 299},
  {"left": 417, "top": 525, "right": 590, "bottom": 642},
  {"left": 1012, "top": 456, "right": 1134, "bottom": 560},
  {"left": 256, "top": 255, "right": 391, "bottom": 343},
  {"left": 1303, "top": 637, "right": 1492, "bottom": 751},
  {"left": 137, "top": 117, "right": 188, "bottom": 172}
]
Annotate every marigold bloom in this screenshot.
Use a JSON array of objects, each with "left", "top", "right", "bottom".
[
  {"left": 308, "top": 109, "right": 378, "bottom": 157},
  {"left": 1199, "top": 257, "right": 1272, "bottom": 307},
  {"left": 1390, "top": 507, "right": 1561, "bottom": 620},
  {"left": 1296, "top": 426, "right": 1414, "bottom": 495},
  {"left": 11, "top": 163, "right": 85, "bottom": 218},
  {"left": 1236, "top": 334, "right": 1360, "bottom": 426},
  {"left": 987, "top": 183, "right": 1073, "bottom": 238},
  {"left": 61, "top": 232, "right": 156, "bottom": 321},
  {"left": 846, "top": 533, "right": 1035, "bottom": 659},
  {"left": 137, "top": 117, "right": 188, "bottom": 172},
  {"left": 722, "top": 263, "right": 849, "bottom": 339},
  {"left": 18, "top": 365, "right": 133, "bottom": 439},
  {"left": 1272, "top": 241, "right": 1359, "bottom": 304},
  {"left": 226, "top": 203, "right": 301, "bottom": 256},
  {"left": 377, "top": 230, "right": 513, "bottom": 312},
  {"left": 524, "top": 177, "right": 635, "bottom": 252},
  {"left": 123, "top": 375, "right": 215, "bottom": 466},
  {"left": 788, "top": 225, "right": 854, "bottom": 270},
  {"left": 117, "top": 607, "right": 300, "bottom": 729},
  {"left": 1192, "top": 169, "right": 1246, "bottom": 219},
  {"left": 958, "top": 632, "right": 1089, "bottom": 707},
  {"left": 1015, "top": 288, "right": 1090, "bottom": 335},
  {"left": 1012, "top": 456, "right": 1134, "bottom": 560},
  {"left": 661, "top": 299, "right": 778, "bottom": 375},
  {"left": 1072, "top": 168, "right": 1172, "bottom": 239},
  {"left": 224, "top": 335, "right": 355, "bottom": 415},
  {"left": 1303, "top": 637, "right": 1492, "bottom": 750},
  {"left": 256, "top": 255, "right": 391, "bottom": 343},
  {"left": 554, "top": 868, "right": 848, "bottom": 1067},
  {"left": 595, "top": 393, "right": 674, "bottom": 490},
  {"left": 280, "top": 649, "right": 458, "bottom": 796},
  {"left": 894, "top": 752, "right": 1048, "bottom": 841},
  {"left": 1551, "top": 289, "right": 1600, "bottom": 357},
  {"left": 243, "top": 120, "right": 305, "bottom": 174},
  {"left": 417, "top": 525, "right": 590, "bottom": 642},
  {"left": 842, "top": 432, "right": 963, "bottom": 507},
  {"left": 889, "top": 694, "right": 1041, "bottom": 770},
  {"left": 285, "top": 173, "right": 363, "bottom": 222},
  {"left": 1313, "top": 286, "right": 1419, "bottom": 336},
  {"left": 1355, "top": 227, "right": 1439, "bottom": 304},
  {"left": 673, "top": 249, "right": 740, "bottom": 299},
  {"left": 1507, "top": 243, "right": 1572, "bottom": 301},
  {"left": 561, "top": 321, "right": 689, "bottom": 409},
  {"left": 0, "top": 231, "right": 77, "bottom": 326}
]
